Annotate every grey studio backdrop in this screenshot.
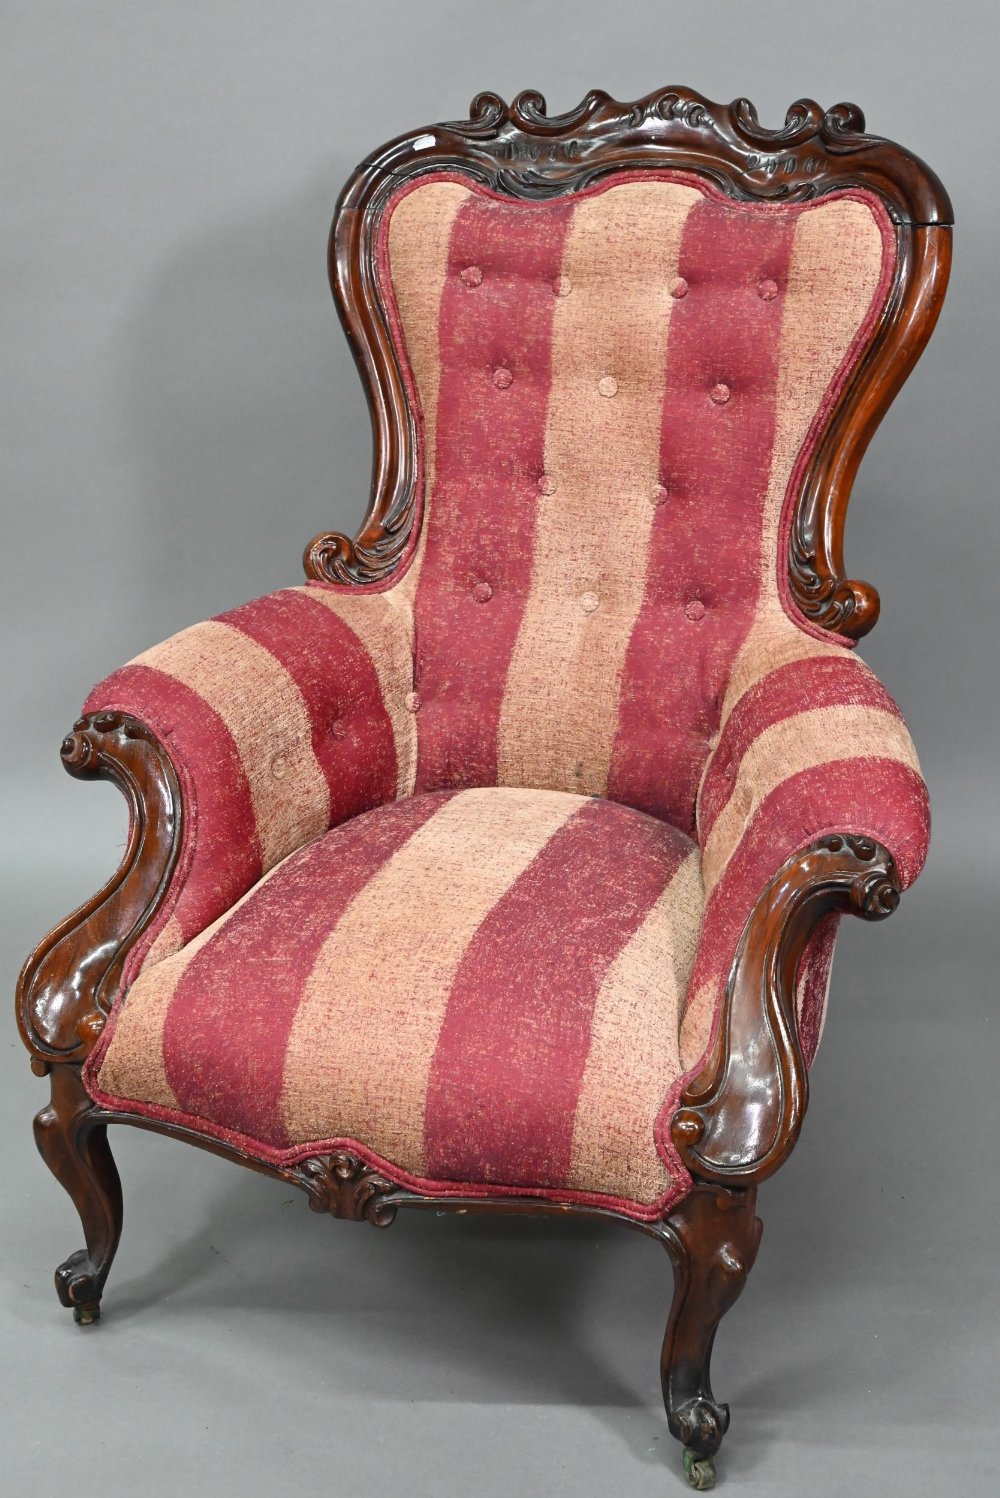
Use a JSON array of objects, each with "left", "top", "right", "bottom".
[{"left": 2, "top": 4, "right": 997, "bottom": 1497}]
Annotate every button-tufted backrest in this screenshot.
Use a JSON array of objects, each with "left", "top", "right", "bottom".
[{"left": 380, "top": 171, "right": 896, "bottom": 834}]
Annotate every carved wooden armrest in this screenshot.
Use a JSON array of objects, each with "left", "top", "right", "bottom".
[
  {"left": 671, "top": 834, "right": 900, "bottom": 1185},
  {"left": 16, "top": 712, "right": 181, "bottom": 1073}
]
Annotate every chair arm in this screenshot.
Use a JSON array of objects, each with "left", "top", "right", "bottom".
[
  {"left": 16, "top": 584, "right": 414, "bottom": 1071},
  {"left": 80, "top": 583, "right": 415, "bottom": 957},
  {"left": 668, "top": 643, "right": 929, "bottom": 1186},
  {"left": 16, "top": 712, "right": 182, "bottom": 1070}
]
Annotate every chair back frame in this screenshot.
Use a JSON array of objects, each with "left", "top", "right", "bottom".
[{"left": 305, "top": 87, "right": 952, "bottom": 643}]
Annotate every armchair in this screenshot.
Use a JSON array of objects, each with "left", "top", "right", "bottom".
[{"left": 17, "top": 87, "right": 951, "bottom": 1489}]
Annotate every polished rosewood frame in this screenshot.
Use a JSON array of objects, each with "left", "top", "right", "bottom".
[{"left": 17, "top": 89, "right": 951, "bottom": 1490}]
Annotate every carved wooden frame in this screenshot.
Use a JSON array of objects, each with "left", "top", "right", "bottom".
[
  {"left": 17, "top": 89, "right": 950, "bottom": 1490},
  {"left": 305, "top": 85, "right": 951, "bottom": 640}
]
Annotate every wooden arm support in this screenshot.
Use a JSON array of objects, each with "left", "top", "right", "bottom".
[
  {"left": 16, "top": 711, "right": 182, "bottom": 1073},
  {"left": 671, "top": 833, "right": 901, "bottom": 1186}
]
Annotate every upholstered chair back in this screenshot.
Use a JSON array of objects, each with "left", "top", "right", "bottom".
[{"left": 379, "top": 172, "right": 895, "bottom": 835}]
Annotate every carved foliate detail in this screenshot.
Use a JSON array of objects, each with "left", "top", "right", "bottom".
[
  {"left": 437, "top": 88, "right": 944, "bottom": 211},
  {"left": 16, "top": 712, "right": 182, "bottom": 1071},
  {"left": 303, "top": 520, "right": 414, "bottom": 588},
  {"left": 292, "top": 1151, "right": 399, "bottom": 1227},
  {"left": 786, "top": 567, "right": 882, "bottom": 639}
]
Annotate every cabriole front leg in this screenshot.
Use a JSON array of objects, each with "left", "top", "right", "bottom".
[
  {"left": 16, "top": 711, "right": 181, "bottom": 1323},
  {"left": 33, "top": 1065, "right": 122, "bottom": 1323},
  {"left": 661, "top": 1184, "right": 762, "bottom": 1490}
]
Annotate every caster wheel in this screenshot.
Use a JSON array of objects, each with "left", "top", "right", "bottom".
[
  {"left": 682, "top": 1448, "right": 716, "bottom": 1491},
  {"left": 73, "top": 1303, "right": 101, "bottom": 1326}
]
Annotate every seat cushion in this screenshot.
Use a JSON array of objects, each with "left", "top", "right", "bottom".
[{"left": 88, "top": 787, "right": 706, "bottom": 1217}]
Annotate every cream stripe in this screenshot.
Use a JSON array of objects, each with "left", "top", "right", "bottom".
[
  {"left": 679, "top": 978, "right": 718, "bottom": 1072},
  {"left": 729, "top": 196, "right": 888, "bottom": 692},
  {"left": 701, "top": 704, "right": 921, "bottom": 894},
  {"left": 98, "top": 854, "right": 296, "bottom": 1107},
  {"left": 140, "top": 914, "right": 184, "bottom": 972},
  {"left": 279, "top": 787, "right": 581, "bottom": 1166},
  {"left": 386, "top": 181, "right": 471, "bottom": 602},
  {"left": 97, "top": 973, "right": 184, "bottom": 1109},
  {"left": 138, "top": 620, "right": 330, "bottom": 870},
  {"left": 567, "top": 849, "right": 703, "bottom": 1203},
  {"left": 496, "top": 182, "right": 701, "bottom": 796},
  {"left": 297, "top": 586, "right": 417, "bottom": 798}
]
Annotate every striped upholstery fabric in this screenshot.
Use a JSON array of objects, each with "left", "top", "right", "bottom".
[
  {"left": 676, "top": 619, "right": 929, "bottom": 1083},
  {"left": 81, "top": 165, "right": 930, "bottom": 1218},
  {"left": 382, "top": 171, "right": 898, "bottom": 833},
  {"left": 90, "top": 788, "right": 704, "bottom": 1215}
]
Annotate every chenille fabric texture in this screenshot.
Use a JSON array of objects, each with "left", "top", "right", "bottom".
[{"left": 83, "top": 171, "right": 930, "bottom": 1220}]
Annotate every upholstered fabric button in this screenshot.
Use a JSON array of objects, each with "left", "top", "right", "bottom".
[
  {"left": 598, "top": 375, "right": 618, "bottom": 398},
  {"left": 472, "top": 581, "right": 493, "bottom": 603},
  {"left": 652, "top": 483, "right": 670, "bottom": 507},
  {"left": 537, "top": 474, "right": 557, "bottom": 495},
  {"left": 270, "top": 751, "right": 288, "bottom": 779},
  {"left": 460, "top": 265, "right": 483, "bottom": 287},
  {"left": 757, "top": 278, "right": 779, "bottom": 301},
  {"left": 493, "top": 366, "right": 513, "bottom": 389},
  {"left": 405, "top": 691, "right": 421, "bottom": 713},
  {"left": 710, "top": 383, "right": 731, "bottom": 405},
  {"left": 579, "top": 591, "right": 600, "bottom": 614},
  {"left": 553, "top": 274, "right": 572, "bottom": 297},
  {"left": 685, "top": 600, "right": 706, "bottom": 622},
  {"left": 670, "top": 276, "right": 689, "bottom": 299},
  {"left": 329, "top": 719, "right": 347, "bottom": 742}
]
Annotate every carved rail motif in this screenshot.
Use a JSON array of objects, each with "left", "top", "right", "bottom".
[{"left": 290, "top": 1151, "right": 399, "bottom": 1227}]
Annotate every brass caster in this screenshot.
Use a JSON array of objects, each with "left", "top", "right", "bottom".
[
  {"left": 682, "top": 1448, "right": 716, "bottom": 1491},
  {"left": 73, "top": 1303, "right": 101, "bottom": 1326}
]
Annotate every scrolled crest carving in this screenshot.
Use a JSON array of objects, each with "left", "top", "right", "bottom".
[{"left": 432, "top": 88, "right": 946, "bottom": 212}]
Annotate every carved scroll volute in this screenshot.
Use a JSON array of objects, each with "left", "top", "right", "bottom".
[
  {"left": 303, "top": 168, "right": 422, "bottom": 586},
  {"left": 671, "top": 835, "right": 901, "bottom": 1185},
  {"left": 788, "top": 224, "right": 953, "bottom": 638},
  {"left": 16, "top": 712, "right": 182, "bottom": 1072}
]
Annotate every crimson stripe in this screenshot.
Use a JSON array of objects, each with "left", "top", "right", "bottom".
[
  {"left": 219, "top": 589, "right": 398, "bottom": 825},
  {"left": 797, "top": 913, "right": 840, "bottom": 1068},
  {"left": 698, "top": 655, "right": 905, "bottom": 841},
  {"left": 684, "top": 757, "right": 930, "bottom": 1023},
  {"left": 412, "top": 192, "right": 574, "bottom": 792},
  {"left": 422, "top": 798, "right": 691, "bottom": 1188},
  {"left": 161, "top": 791, "right": 453, "bottom": 1143},
  {"left": 85, "top": 662, "right": 261, "bottom": 942},
  {"left": 607, "top": 202, "right": 798, "bottom": 834}
]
